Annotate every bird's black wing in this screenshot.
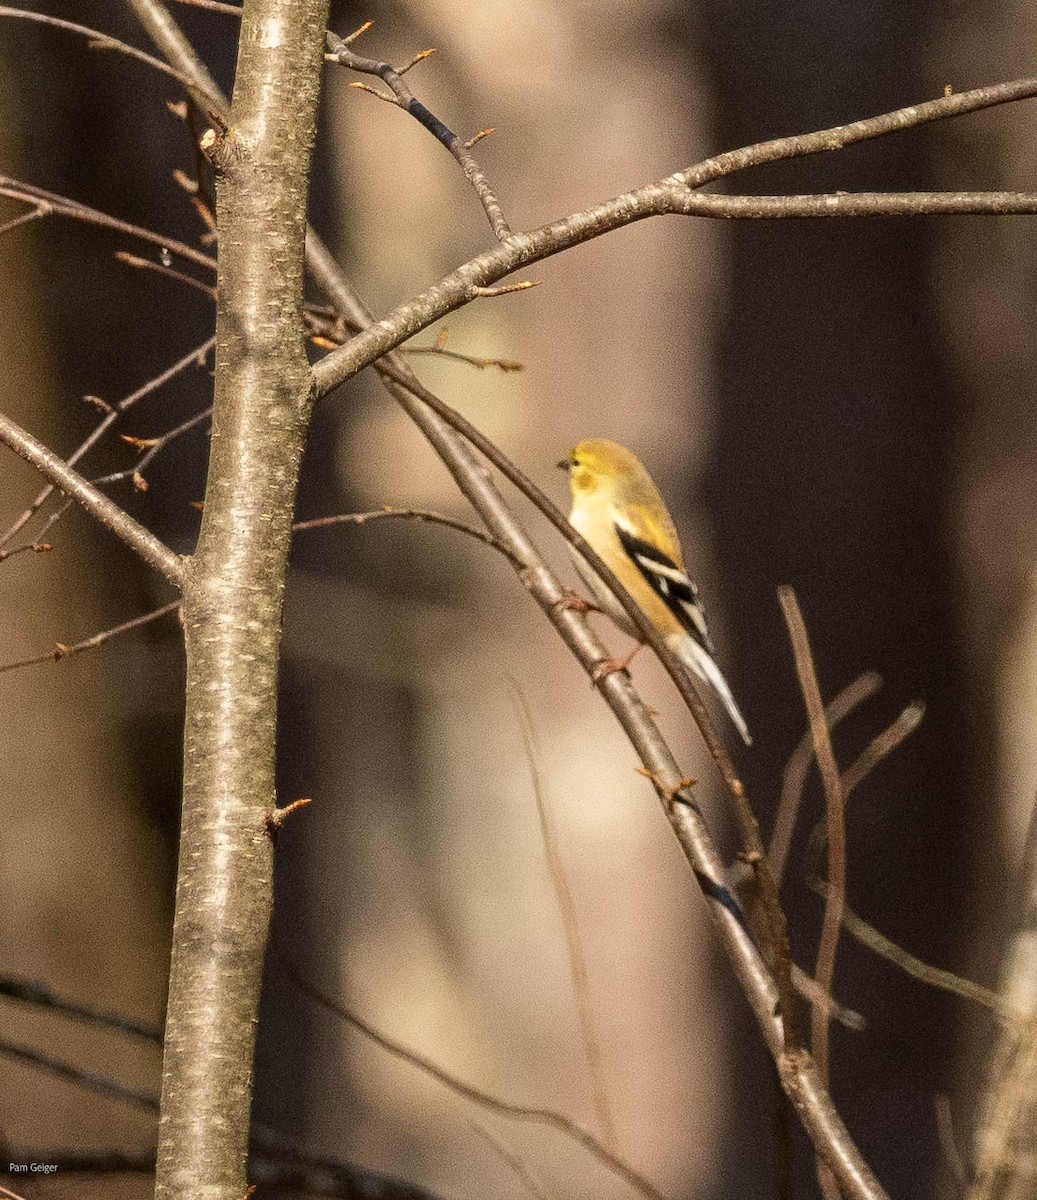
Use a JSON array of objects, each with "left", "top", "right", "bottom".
[{"left": 614, "top": 523, "right": 715, "bottom": 656}]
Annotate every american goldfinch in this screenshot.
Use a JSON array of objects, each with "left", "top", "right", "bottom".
[{"left": 559, "top": 438, "right": 751, "bottom": 746}]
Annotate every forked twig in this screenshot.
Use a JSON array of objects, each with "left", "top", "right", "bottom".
[
  {"left": 777, "top": 586, "right": 845, "bottom": 1200},
  {"left": 507, "top": 678, "right": 618, "bottom": 1150},
  {"left": 278, "top": 952, "right": 668, "bottom": 1200},
  {"left": 325, "top": 26, "right": 511, "bottom": 240},
  {"left": 771, "top": 672, "right": 882, "bottom": 886}
]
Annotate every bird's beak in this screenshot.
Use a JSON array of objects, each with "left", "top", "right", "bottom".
[{"left": 556, "top": 458, "right": 571, "bottom": 471}]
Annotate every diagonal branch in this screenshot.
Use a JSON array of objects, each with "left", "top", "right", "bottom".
[
  {"left": 0, "top": 411, "right": 184, "bottom": 585},
  {"left": 778, "top": 587, "right": 846, "bottom": 1200},
  {"left": 0, "top": 337, "right": 214, "bottom": 550},
  {"left": 325, "top": 26, "right": 511, "bottom": 240},
  {"left": 0, "top": 176, "right": 217, "bottom": 274},
  {"left": 279, "top": 954, "right": 667, "bottom": 1200}
]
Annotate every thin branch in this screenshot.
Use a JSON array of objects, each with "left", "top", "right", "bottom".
[
  {"left": 325, "top": 27, "right": 511, "bottom": 240},
  {"left": 93, "top": 406, "right": 213, "bottom": 489},
  {"left": 0, "top": 975, "right": 163, "bottom": 1040},
  {"left": 0, "top": 601, "right": 181, "bottom": 675},
  {"left": 777, "top": 587, "right": 845, "bottom": 1200},
  {"left": 312, "top": 80, "right": 1037, "bottom": 406},
  {"left": 808, "top": 879, "right": 1010, "bottom": 1019},
  {"left": 0, "top": 176, "right": 217, "bottom": 273},
  {"left": 279, "top": 955, "right": 667, "bottom": 1200},
  {"left": 0, "top": 6, "right": 187, "bottom": 81},
  {"left": 292, "top": 506, "right": 526, "bottom": 569},
  {"left": 0, "top": 1037, "right": 159, "bottom": 1111},
  {"left": 0, "top": 411, "right": 184, "bottom": 585},
  {"left": 674, "top": 78, "right": 1037, "bottom": 188},
  {"left": 803, "top": 698, "right": 927, "bottom": 879},
  {"left": 171, "top": 0, "right": 243, "bottom": 13},
  {"left": 841, "top": 700, "right": 925, "bottom": 795},
  {"left": 114, "top": 249, "right": 217, "bottom": 299},
  {"left": 406, "top": 339, "right": 524, "bottom": 373},
  {"left": 0, "top": 338, "right": 214, "bottom": 550},
  {"left": 771, "top": 672, "right": 882, "bottom": 886},
  {"left": 472, "top": 1122, "right": 551, "bottom": 1200},
  {"left": 507, "top": 678, "right": 618, "bottom": 1150}
]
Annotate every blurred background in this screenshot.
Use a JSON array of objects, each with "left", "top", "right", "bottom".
[{"left": 1, "top": 0, "right": 1036, "bottom": 1196}]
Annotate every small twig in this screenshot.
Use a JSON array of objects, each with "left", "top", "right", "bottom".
[
  {"left": 841, "top": 700, "right": 925, "bottom": 795},
  {"left": 472, "top": 280, "right": 539, "bottom": 297},
  {"left": 0, "top": 6, "right": 187, "bottom": 81},
  {"left": 803, "top": 698, "right": 927, "bottom": 878},
  {"left": 934, "top": 1094, "right": 969, "bottom": 1188},
  {"left": 292, "top": 505, "right": 527, "bottom": 570},
  {"left": 0, "top": 539, "right": 52, "bottom": 563},
  {"left": 0, "top": 175, "right": 216, "bottom": 273},
  {"left": 777, "top": 586, "right": 845, "bottom": 1200},
  {"left": 771, "top": 672, "right": 882, "bottom": 886},
  {"left": 265, "top": 796, "right": 312, "bottom": 838},
  {"left": 0, "top": 338, "right": 214, "bottom": 549},
  {"left": 325, "top": 28, "right": 512, "bottom": 240},
  {"left": 277, "top": 952, "right": 668, "bottom": 1200},
  {"left": 92, "top": 405, "right": 213, "bottom": 489},
  {"left": 0, "top": 600, "right": 182, "bottom": 675},
  {"left": 0, "top": 1037, "right": 159, "bottom": 1111},
  {"left": 807, "top": 877, "right": 1010, "bottom": 1019},
  {"left": 0, "top": 206, "right": 45, "bottom": 237},
  {"left": 406, "top": 344, "right": 524, "bottom": 372},
  {"left": 0, "top": 411, "right": 184, "bottom": 585},
  {"left": 507, "top": 678, "right": 618, "bottom": 1150},
  {"left": 0, "top": 976, "right": 163, "bottom": 1041},
  {"left": 114, "top": 249, "right": 217, "bottom": 299},
  {"left": 170, "top": 0, "right": 243, "bottom": 12},
  {"left": 790, "top": 964, "right": 865, "bottom": 1031},
  {"left": 472, "top": 1122, "right": 552, "bottom": 1200}
]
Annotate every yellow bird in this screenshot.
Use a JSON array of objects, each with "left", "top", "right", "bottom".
[{"left": 559, "top": 437, "right": 751, "bottom": 746}]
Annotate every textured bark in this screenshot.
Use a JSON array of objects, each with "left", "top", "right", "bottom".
[{"left": 154, "top": 1, "right": 329, "bottom": 1196}]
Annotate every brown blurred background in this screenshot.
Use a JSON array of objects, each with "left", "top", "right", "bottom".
[{"left": 2, "top": 0, "right": 1036, "bottom": 1196}]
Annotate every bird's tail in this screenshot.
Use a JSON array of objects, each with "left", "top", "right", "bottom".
[{"left": 667, "top": 632, "right": 752, "bottom": 747}]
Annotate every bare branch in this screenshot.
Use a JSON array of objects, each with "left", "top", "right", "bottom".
[
  {"left": 0, "top": 6, "right": 186, "bottom": 81},
  {"left": 0, "top": 176, "right": 216, "bottom": 273},
  {"left": 0, "top": 338, "right": 213, "bottom": 550},
  {"left": 0, "top": 1037, "right": 159, "bottom": 1111},
  {"left": 0, "top": 976, "right": 162, "bottom": 1040},
  {"left": 771, "top": 672, "right": 882, "bottom": 886},
  {"left": 171, "top": 0, "right": 243, "bottom": 13},
  {"left": 325, "top": 28, "right": 512, "bottom": 240},
  {"left": 508, "top": 678, "right": 618, "bottom": 1149},
  {"left": 114, "top": 249, "right": 217, "bottom": 299},
  {"left": 778, "top": 587, "right": 846, "bottom": 1200},
  {"left": 292, "top": 506, "right": 526, "bottom": 570},
  {"left": 92, "top": 406, "right": 212, "bottom": 490},
  {"left": 279, "top": 955, "right": 667, "bottom": 1200},
  {"left": 0, "top": 411, "right": 184, "bottom": 584},
  {"left": 312, "top": 80, "right": 1037, "bottom": 404},
  {"left": 0, "top": 601, "right": 181, "bottom": 675},
  {"left": 808, "top": 879, "right": 1010, "bottom": 1019},
  {"left": 841, "top": 699, "right": 926, "bottom": 795}
]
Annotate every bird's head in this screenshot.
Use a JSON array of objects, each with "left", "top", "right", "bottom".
[{"left": 557, "top": 438, "right": 642, "bottom": 499}]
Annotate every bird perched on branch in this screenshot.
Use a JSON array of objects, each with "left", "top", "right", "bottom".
[{"left": 559, "top": 437, "right": 751, "bottom": 746}]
